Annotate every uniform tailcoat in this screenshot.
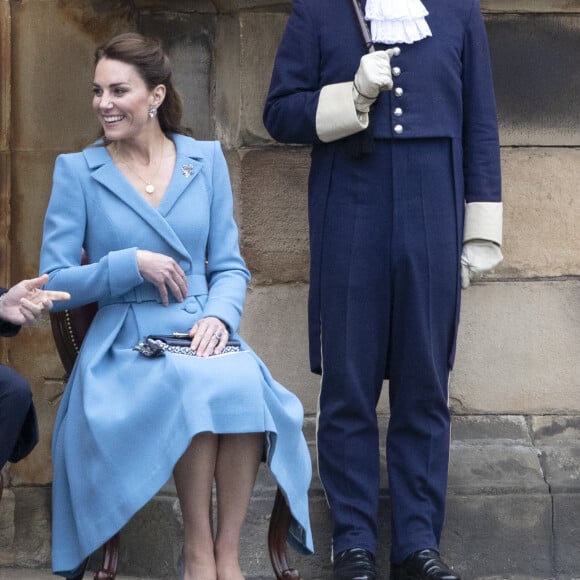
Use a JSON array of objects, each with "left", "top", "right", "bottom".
[
  {"left": 40, "top": 135, "right": 313, "bottom": 576},
  {"left": 264, "top": 0, "right": 501, "bottom": 562},
  {"left": 263, "top": 0, "right": 501, "bottom": 374}
]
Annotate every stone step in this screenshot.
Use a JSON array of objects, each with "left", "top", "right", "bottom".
[
  {"left": 0, "top": 572, "right": 148, "bottom": 580},
  {"left": 2, "top": 415, "right": 579, "bottom": 579},
  {"left": 2, "top": 571, "right": 579, "bottom": 580}
]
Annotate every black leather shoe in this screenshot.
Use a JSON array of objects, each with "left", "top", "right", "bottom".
[
  {"left": 390, "top": 549, "right": 461, "bottom": 580},
  {"left": 333, "top": 548, "right": 377, "bottom": 580}
]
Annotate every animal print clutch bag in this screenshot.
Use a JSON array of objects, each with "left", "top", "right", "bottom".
[{"left": 134, "top": 333, "right": 241, "bottom": 358}]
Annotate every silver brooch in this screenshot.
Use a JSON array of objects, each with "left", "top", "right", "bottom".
[{"left": 181, "top": 164, "right": 194, "bottom": 178}]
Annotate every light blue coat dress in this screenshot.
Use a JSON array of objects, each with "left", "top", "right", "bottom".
[{"left": 39, "top": 134, "right": 313, "bottom": 577}]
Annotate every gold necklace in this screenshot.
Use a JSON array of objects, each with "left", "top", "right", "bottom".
[{"left": 117, "top": 139, "right": 165, "bottom": 195}]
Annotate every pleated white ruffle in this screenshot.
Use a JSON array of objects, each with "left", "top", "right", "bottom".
[{"left": 365, "top": 0, "right": 432, "bottom": 45}]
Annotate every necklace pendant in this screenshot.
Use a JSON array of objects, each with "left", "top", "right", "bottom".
[{"left": 145, "top": 183, "right": 155, "bottom": 194}]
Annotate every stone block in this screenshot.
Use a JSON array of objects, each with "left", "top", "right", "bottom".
[
  {"left": 553, "top": 494, "right": 580, "bottom": 576},
  {"left": 0, "top": 487, "right": 16, "bottom": 562},
  {"left": 449, "top": 443, "right": 546, "bottom": 495},
  {"left": 238, "top": 13, "right": 288, "bottom": 145},
  {"left": 0, "top": 486, "right": 51, "bottom": 568},
  {"left": 11, "top": 0, "right": 128, "bottom": 152},
  {"left": 443, "top": 494, "right": 553, "bottom": 578},
  {"left": 140, "top": 12, "right": 215, "bottom": 141},
  {"left": 450, "top": 280, "right": 580, "bottom": 415},
  {"left": 499, "top": 148, "right": 580, "bottom": 278},
  {"left": 539, "top": 444, "right": 580, "bottom": 494},
  {"left": 482, "top": 0, "right": 580, "bottom": 13},
  {"left": 111, "top": 495, "right": 183, "bottom": 578},
  {"left": 487, "top": 14, "right": 580, "bottom": 146},
  {"left": 215, "top": 14, "right": 242, "bottom": 146},
  {"left": 531, "top": 415, "right": 580, "bottom": 446},
  {"left": 451, "top": 414, "right": 531, "bottom": 443},
  {"left": 11, "top": 151, "right": 59, "bottom": 279},
  {"left": 240, "top": 284, "right": 320, "bottom": 412},
  {"left": 530, "top": 416, "right": 580, "bottom": 494},
  {"left": 215, "top": 12, "right": 287, "bottom": 146},
  {"left": 448, "top": 415, "right": 547, "bottom": 494},
  {"left": 238, "top": 148, "right": 310, "bottom": 284},
  {"left": 133, "top": 0, "right": 216, "bottom": 12},
  {"left": 445, "top": 418, "right": 554, "bottom": 577}
]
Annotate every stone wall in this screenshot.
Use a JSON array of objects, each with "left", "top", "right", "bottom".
[{"left": 1, "top": 0, "right": 579, "bottom": 574}]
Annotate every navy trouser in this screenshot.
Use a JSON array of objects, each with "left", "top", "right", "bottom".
[
  {"left": 317, "top": 139, "right": 460, "bottom": 563},
  {"left": 0, "top": 365, "right": 35, "bottom": 468}
]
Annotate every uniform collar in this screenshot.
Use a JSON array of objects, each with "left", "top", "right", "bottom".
[{"left": 364, "top": 0, "right": 432, "bottom": 45}]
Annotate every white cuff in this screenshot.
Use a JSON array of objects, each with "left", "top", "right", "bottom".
[
  {"left": 463, "top": 202, "right": 503, "bottom": 246},
  {"left": 316, "top": 82, "right": 369, "bottom": 143}
]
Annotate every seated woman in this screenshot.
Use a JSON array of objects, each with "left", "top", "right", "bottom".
[{"left": 39, "top": 32, "right": 313, "bottom": 580}]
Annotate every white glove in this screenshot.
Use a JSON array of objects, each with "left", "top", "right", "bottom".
[
  {"left": 461, "top": 240, "right": 504, "bottom": 289},
  {"left": 353, "top": 49, "right": 394, "bottom": 113}
]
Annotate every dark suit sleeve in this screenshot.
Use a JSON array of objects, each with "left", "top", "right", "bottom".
[
  {"left": 263, "top": 0, "right": 324, "bottom": 144},
  {"left": 461, "top": 0, "right": 502, "bottom": 204},
  {"left": 0, "top": 289, "right": 21, "bottom": 337}
]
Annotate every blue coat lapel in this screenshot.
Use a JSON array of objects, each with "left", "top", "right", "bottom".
[
  {"left": 82, "top": 135, "right": 205, "bottom": 263},
  {"left": 158, "top": 135, "right": 204, "bottom": 216}
]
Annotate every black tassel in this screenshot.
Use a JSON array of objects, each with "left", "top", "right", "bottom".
[{"left": 343, "top": 120, "right": 374, "bottom": 159}]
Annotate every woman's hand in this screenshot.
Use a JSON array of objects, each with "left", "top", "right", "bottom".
[
  {"left": 189, "top": 316, "right": 229, "bottom": 358},
  {"left": 136, "top": 250, "right": 188, "bottom": 306}
]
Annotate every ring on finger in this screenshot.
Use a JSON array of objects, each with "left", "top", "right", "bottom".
[{"left": 214, "top": 331, "right": 223, "bottom": 340}]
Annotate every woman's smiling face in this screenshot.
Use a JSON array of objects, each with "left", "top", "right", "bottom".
[{"left": 92, "top": 58, "right": 156, "bottom": 142}]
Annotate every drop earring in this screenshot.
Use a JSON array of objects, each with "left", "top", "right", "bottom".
[{"left": 148, "top": 106, "right": 158, "bottom": 119}]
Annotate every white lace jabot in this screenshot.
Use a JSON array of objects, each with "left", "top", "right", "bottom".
[{"left": 365, "top": 0, "right": 432, "bottom": 45}]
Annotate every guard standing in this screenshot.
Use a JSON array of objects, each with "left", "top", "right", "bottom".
[{"left": 263, "top": 0, "right": 503, "bottom": 579}]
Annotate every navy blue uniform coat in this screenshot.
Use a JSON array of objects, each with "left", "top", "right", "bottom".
[{"left": 264, "top": 0, "right": 501, "bottom": 374}]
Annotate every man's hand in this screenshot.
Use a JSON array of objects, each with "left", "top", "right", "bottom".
[
  {"left": 461, "top": 240, "right": 503, "bottom": 289},
  {"left": 353, "top": 49, "right": 395, "bottom": 113},
  {"left": 0, "top": 274, "right": 71, "bottom": 325}
]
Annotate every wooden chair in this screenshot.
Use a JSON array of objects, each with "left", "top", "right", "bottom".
[{"left": 50, "top": 301, "right": 301, "bottom": 580}]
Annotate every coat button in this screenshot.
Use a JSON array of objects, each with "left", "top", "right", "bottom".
[
  {"left": 394, "top": 124, "right": 404, "bottom": 134},
  {"left": 392, "top": 66, "right": 401, "bottom": 77},
  {"left": 392, "top": 46, "right": 401, "bottom": 56},
  {"left": 394, "top": 107, "right": 403, "bottom": 117},
  {"left": 184, "top": 301, "right": 198, "bottom": 314},
  {"left": 394, "top": 87, "right": 404, "bottom": 97}
]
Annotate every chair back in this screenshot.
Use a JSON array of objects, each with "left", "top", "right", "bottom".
[
  {"left": 50, "top": 301, "right": 98, "bottom": 375},
  {"left": 48, "top": 251, "right": 98, "bottom": 375}
]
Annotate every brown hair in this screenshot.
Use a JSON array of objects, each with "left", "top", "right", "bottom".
[{"left": 94, "top": 32, "right": 192, "bottom": 137}]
